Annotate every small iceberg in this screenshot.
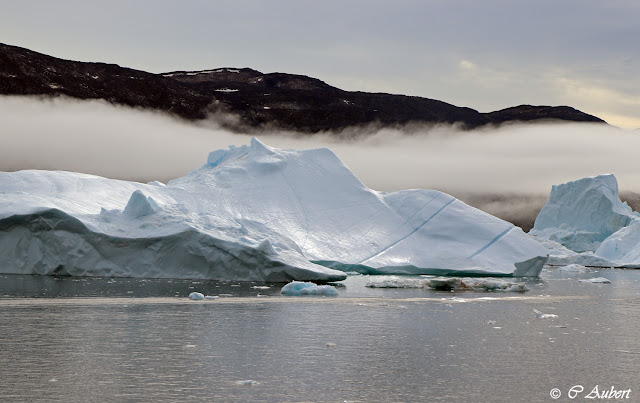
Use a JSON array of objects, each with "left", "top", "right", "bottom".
[{"left": 280, "top": 281, "right": 339, "bottom": 296}]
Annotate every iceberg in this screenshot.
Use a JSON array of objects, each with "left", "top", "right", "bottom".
[
  {"left": 532, "top": 174, "right": 640, "bottom": 267},
  {"left": 0, "top": 138, "right": 547, "bottom": 281},
  {"left": 531, "top": 175, "right": 639, "bottom": 253}
]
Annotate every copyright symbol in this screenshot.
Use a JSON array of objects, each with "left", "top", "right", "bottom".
[{"left": 550, "top": 388, "right": 561, "bottom": 399}]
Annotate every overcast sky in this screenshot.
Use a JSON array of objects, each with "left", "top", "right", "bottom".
[{"left": 1, "top": 0, "right": 639, "bottom": 128}]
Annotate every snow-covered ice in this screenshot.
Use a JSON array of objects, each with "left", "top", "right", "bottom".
[
  {"left": 280, "top": 281, "right": 339, "bottom": 296},
  {"left": 0, "top": 138, "right": 547, "bottom": 280}
]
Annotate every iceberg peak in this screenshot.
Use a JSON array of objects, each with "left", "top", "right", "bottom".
[
  {"left": 122, "top": 190, "right": 159, "bottom": 219},
  {"left": 250, "top": 136, "right": 275, "bottom": 154}
]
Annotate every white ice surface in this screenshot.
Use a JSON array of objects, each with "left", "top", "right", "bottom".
[{"left": 0, "top": 138, "right": 547, "bottom": 280}]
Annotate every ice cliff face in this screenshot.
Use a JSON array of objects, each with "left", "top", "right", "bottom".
[{"left": 0, "top": 138, "right": 548, "bottom": 280}]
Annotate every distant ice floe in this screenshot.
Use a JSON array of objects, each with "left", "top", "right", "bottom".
[
  {"left": 280, "top": 281, "right": 339, "bottom": 296},
  {"left": 236, "top": 380, "right": 259, "bottom": 386},
  {"left": 532, "top": 174, "right": 640, "bottom": 268},
  {"left": 579, "top": 277, "right": 611, "bottom": 284},
  {"left": 188, "top": 292, "right": 219, "bottom": 300},
  {"left": 365, "top": 276, "right": 528, "bottom": 292},
  {"left": 533, "top": 309, "right": 558, "bottom": 319},
  {"left": 555, "top": 264, "right": 590, "bottom": 273}
]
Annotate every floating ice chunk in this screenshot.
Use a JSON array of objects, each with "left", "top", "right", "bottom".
[
  {"left": 579, "top": 277, "right": 611, "bottom": 284},
  {"left": 188, "top": 292, "right": 205, "bottom": 300},
  {"left": 280, "top": 281, "right": 339, "bottom": 296},
  {"left": 556, "top": 264, "right": 590, "bottom": 272},
  {"left": 365, "top": 277, "right": 428, "bottom": 288},
  {"left": 428, "top": 277, "right": 466, "bottom": 291},
  {"left": 236, "top": 380, "right": 259, "bottom": 386},
  {"left": 448, "top": 297, "right": 468, "bottom": 303},
  {"left": 533, "top": 309, "right": 558, "bottom": 319},
  {"left": 366, "top": 276, "right": 527, "bottom": 292},
  {"left": 428, "top": 277, "right": 528, "bottom": 292},
  {"left": 204, "top": 295, "right": 219, "bottom": 300}
]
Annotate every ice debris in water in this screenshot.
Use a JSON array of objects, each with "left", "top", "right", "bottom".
[
  {"left": 189, "top": 292, "right": 218, "bottom": 300},
  {"left": 365, "top": 277, "right": 428, "bottom": 288},
  {"left": 555, "top": 264, "right": 590, "bottom": 272},
  {"left": 533, "top": 309, "right": 558, "bottom": 319},
  {"left": 365, "top": 276, "right": 528, "bottom": 292},
  {"left": 236, "top": 380, "right": 259, "bottom": 386},
  {"left": 280, "top": 281, "right": 339, "bottom": 296},
  {"left": 579, "top": 277, "right": 611, "bottom": 284}
]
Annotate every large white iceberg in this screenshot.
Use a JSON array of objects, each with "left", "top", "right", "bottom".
[
  {"left": 0, "top": 138, "right": 548, "bottom": 280},
  {"left": 531, "top": 174, "right": 640, "bottom": 267}
]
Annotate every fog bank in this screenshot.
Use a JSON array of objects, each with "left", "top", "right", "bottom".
[{"left": 1, "top": 96, "right": 638, "bottom": 197}]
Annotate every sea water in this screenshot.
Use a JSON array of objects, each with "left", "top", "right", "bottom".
[{"left": 1, "top": 268, "right": 640, "bottom": 402}]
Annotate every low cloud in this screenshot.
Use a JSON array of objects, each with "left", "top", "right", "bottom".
[{"left": 1, "top": 95, "right": 638, "bottom": 198}]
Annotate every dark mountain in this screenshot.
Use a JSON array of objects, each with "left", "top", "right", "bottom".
[
  {"left": 485, "top": 105, "right": 605, "bottom": 124},
  {"left": 0, "top": 43, "right": 606, "bottom": 132}
]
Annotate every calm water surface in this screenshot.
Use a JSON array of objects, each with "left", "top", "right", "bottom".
[{"left": 1, "top": 268, "right": 640, "bottom": 402}]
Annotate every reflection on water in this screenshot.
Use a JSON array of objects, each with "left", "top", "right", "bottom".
[{"left": 1, "top": 269, "right": 640, "bottom": 402}]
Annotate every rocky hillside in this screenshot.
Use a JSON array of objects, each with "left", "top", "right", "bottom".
[{"left": 0, "top": 43, "right": 606, "bottom": 132}]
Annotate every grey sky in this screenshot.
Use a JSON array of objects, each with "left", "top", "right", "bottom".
[{"left": 1, "top": 0, "right": 639, "bottom": 127}]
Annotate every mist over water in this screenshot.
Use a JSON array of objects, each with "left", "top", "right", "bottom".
[{"left": 2, "top": 95, "right": 639, "bottom": 228}]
